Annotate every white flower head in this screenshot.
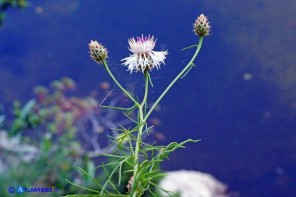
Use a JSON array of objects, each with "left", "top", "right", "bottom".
[{"left": 121, "top": 35, "right": 168, "bottom": 73}]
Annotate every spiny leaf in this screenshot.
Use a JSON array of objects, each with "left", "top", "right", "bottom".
[{"left": 65, "top": 179, "right": 100, "bottom": 194}]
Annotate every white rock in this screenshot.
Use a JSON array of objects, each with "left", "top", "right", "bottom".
[{"left": 159, "top": 170, "right": 228, "bottom": 197}]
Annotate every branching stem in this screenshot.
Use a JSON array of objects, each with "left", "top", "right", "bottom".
[
  {"left": 132, "top": 70, "right": 149, "bottom": 197},
  {"left": 144, "top": 37, "right": 204, "bottom": 122},
  {"left": 102, "top": 60, "right": 139, "bottom": 106}
]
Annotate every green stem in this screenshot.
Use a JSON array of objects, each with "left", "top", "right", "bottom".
[
  {"left": 102, "top": 60, "right": 139, "bottom": 106},
  {"left": 132, "top": 108, "right": 144, "bottom": 197},
  {"left": 132, "top": 70, "right": 149, "bottom": 197},
  {"left": 144, "top": 37, "right": 204, "bottom": 122},
  {"left": 141, "top": 71, "right": 149, "bottom": 107}
]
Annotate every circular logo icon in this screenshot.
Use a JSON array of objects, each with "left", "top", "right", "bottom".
[{"left": 8, "top": 187, "right": 15, "bottom": 193}]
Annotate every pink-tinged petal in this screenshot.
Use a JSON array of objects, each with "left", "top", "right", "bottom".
[{"left": 121, "top": 35, "right": 168, "bottom": 73}]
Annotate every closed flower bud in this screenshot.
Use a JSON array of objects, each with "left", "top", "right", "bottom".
[
  {"left": 193, "top": 14, "right": 211, "bottom": 37},
  {"left": 89, "top": 40, "right": 108, "bottom": 64}
]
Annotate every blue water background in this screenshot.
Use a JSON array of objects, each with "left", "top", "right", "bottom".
[{"left": 1, "top": 0, "right": 296, "bottom": 196}]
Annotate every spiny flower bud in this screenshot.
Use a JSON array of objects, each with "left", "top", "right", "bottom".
[
  {"left": 193, "top": 14, "right": 211, "bottom": 37},
  {"left": 89, "top": 40, "right": 108, "bottom": 64}
]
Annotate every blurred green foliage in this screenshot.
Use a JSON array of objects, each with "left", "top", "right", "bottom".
[
  {"left": 0, "top": 78, "right": 108, "bottom": 196},
  {"left": 0, "top": 0, "right": 27, "bottom": 26}
]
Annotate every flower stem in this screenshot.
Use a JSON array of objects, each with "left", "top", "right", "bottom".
[
  {"left": 144, "top": 37, "right": 204, "bottom": 122},
  {"left": 102, "top": 60, "right": 139, "bottom": 106},
  {"left": 141, "top": 71, "right": 149, "bottom": 107},
  {"left": 132, "top": 70, "right": 149, "bottom": 197}
]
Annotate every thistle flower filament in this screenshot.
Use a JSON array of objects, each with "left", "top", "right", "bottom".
[{"left": 121, "top": 35, "right": 168, "bottom": 73}]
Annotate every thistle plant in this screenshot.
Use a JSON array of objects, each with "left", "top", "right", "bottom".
[{"left": 67, "top": 13, "right": 210, "bottom": 197}]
